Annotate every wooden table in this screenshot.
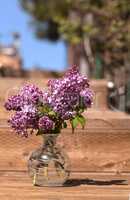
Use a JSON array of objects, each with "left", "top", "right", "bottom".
[{"left": 1, "top": 171, "right": 130, "bottom": 200}]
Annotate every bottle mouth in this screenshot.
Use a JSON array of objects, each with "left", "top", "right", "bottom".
[
  {"left": 42, "top": 134, "right": 58, "bottom": 149},
  {"left": 42, "top": 133, "right": 59, "bottom": 140}
]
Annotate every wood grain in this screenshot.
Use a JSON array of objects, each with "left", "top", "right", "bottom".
[{"left": 0, "top": 171, "right": 130, "bottom": 200}]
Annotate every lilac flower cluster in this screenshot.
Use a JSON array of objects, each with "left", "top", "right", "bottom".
[
  {"left": 5, "top": 84, "right": 43, "bottom": 136},
  {"left": 9, "top": 111, "right": 38, "bottom": 137},
  {"left": 5, "top": 84, "right": 43, "bottom": 111},
  {"left": 5, "top": 95, "right": 23, "bottom": 111},
  {"left": 20, "top": 84, "right": 43, "bottom": 104},
  {"left": 5, "top": 66, "right": 93, "bottom": 137},
  {"left": 39, "top": 116, "right": 54, "bottom": 131},
  {"left": 80, "top": 88, "right": 93, "bottom": 108},
  {"left": 43, "top": 67, "right": 93, "bottom": 120}
]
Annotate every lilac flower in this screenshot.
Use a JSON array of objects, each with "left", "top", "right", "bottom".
[
  {"left": 5, "top": 66, "right": 93, "bottom": 137},
  {"left": 5, "top": 84, "right": 43, "bottom": 111},
  {"left": 65, "top": 66, "right": 89, "bottom": 91},
  {"left": 9, "top": 111, "right": 38, "bottom": 137},
  {"left": 62, "top": 111, "right": 76, "bottom": 120},
  {"left": 4, "top": 95, "right": 23, "bottom": 111},
  {"left": 39, "top": 116, "right": 54, "bottom": 131},
  {"left": 22, "top": 104, "right": 37, "bottom": 115},
  {"left": 43, "top": 66, "right": 91, "bottom": 119},
  {"left": 48, "top": 79, "right": 61, "bottom": 92},
  {"left": 20, "top": 84, "right": 43, "bottom": 104},
  {"left": 80, "top": 88, "right": 93, "bottom": 107}
]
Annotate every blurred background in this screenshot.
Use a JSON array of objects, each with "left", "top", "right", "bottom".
[{"left": 0, "top": 0, "right": 130, "bottom": 113}]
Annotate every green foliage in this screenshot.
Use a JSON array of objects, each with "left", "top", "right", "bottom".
[
  {"left": 38, "top": 105, "right": 57, "bottom": 119},
  {"left": 77, "top": 115, "right": 86, "bottom": 129},
  {"left": 70, "top": 116, "right": 79, "bottom": 130},
  {"left": 63, "top": 121, "right": 67, "bottom": 128},
  {"left": 48, "top": 111, "right": 57, "bottom": 117},
  {"left": 38, "top": 104, "right": 51, "bottom": 115},
  {"left": 20, "top": 0, "right": 130, "bottom": 71},
  {"left": 20, "top": 0, "right": 103, "bottom": 43},
  {"left": 70, "top": 114, "right": 86, "bottom": 132}
]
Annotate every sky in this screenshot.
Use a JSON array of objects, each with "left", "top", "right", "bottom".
[{"left": 0, "top": 0, "right": 67, "bottom": 71}]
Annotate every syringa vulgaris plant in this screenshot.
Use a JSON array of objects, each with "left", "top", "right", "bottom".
[{"left": 5, "top": 66, "right": 93, "bottom": 137}]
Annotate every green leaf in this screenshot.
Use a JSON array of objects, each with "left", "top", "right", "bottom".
[
  {"left": 38, "top": 105, "right": 52, "bottom": 114},
  {"left": 79, "top": 108, "right": 84, "bottom": 114},
  {"left": 48, "top": 111, "right": 56, "bottom": 117},
  {"left": 70, "top": 116, "right": 79, "bottom": 132},
  {"left": 63, "top": 121, "right": 67, "bottom": 128},
  {"left": 77, "top": 115, "right": 86, "bottom": 129}
]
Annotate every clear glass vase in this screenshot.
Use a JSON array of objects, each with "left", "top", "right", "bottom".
[{"left": 28, "top": 134, "right": 70, "bottom": 186}]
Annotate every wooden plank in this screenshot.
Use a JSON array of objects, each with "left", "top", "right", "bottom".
[{"left": 0, "top": 171, "right": 130, "bottom": 200}]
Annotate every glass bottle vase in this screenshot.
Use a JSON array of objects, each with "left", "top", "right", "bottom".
[{"left": 28, "top": 134, "right": 70, "bottom": 186}]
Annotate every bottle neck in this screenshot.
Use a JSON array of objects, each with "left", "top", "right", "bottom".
[{"left": 42, "top": 134, "right": 58, "bottom": 150}]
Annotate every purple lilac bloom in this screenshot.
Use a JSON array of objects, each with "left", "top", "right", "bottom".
[
  {"left": 5, "top": 84, "right": 43, "bottom": 111},
  {"left": 9, "top": 111, "right": 38, "bottom": 137},
  {"left": 5, "top": 66, "right": 93, "bottom": 137},
  {"left": 22, "top": 104, "right": 37, "bottom": 114},
  {"left": 80, "top": 88, "right": 93, "bottom": 107},
  {"left": 39, "top": 116, "right": 54, "bottom": 131},
  {"left": 62, "top": 111, "right": 76, "bottom": 120},
  {"left": 20, "top": 84, "right": 43, "bottom": 104},
  {"left": 4, "top": 95, "right": 23, "bottom": 111},
  {"left": 43, "top": 66, "right": 91, "bottom": 119}
]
